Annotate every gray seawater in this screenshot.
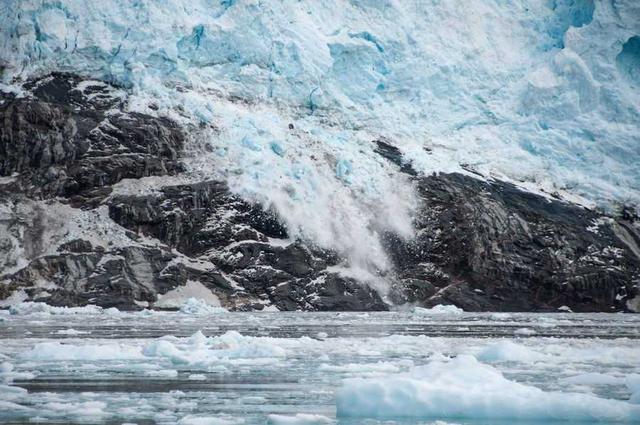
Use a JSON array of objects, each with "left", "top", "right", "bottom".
[{"left": 1, "top": 308, "right": 639, "bottom": 424}]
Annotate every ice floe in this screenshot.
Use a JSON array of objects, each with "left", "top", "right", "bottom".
[{"left": 336, "top": 354, "right": 640, "bottom": 421}]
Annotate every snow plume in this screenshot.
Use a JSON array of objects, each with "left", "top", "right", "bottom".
[{"left": 2, "top": 0, "right": 639, "bottom": 284}]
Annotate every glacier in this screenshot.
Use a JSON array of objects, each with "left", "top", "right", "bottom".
[{"left": 1, "top": 0, "right": 639, "bottom": 273}]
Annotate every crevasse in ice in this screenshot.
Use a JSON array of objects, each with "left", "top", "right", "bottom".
[{"left": 1, "top": 0, "right": 639, "bottom": 275}]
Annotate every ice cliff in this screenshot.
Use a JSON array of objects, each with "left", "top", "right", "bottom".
[{"left": 1, "top": 0, "right": 639, "bottom": 285}]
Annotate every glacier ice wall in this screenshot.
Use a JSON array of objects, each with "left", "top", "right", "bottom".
[{"left": 1, "top": 0, "right": 639, "bottom": 277}]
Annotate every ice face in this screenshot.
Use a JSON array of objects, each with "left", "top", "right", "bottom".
[{"left": 1, "top": 0, "right": 639, "bottom": 275}]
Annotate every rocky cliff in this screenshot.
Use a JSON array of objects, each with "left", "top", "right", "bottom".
[{"left": 1, "top": 74, "right": 639, "bottom": 312}]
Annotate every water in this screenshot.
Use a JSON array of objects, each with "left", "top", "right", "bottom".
[{"left": 1, "top": 309, "right": 639, "bottom": 424}]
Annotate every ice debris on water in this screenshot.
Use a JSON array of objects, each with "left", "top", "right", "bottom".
[
  {"left": 336, "top": 355, "right": 640, "bottom": 420},
  {"left": 411, "top": 304, "right": 464, "bottom": 315},
  {"left": 267, "top": 413, "right": 333, "bottom": 424},
  {"left": 178, "top": 298, "right": 227, "bottom": 315}
]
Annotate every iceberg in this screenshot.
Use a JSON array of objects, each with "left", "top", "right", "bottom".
[{"left": 336, "top": 354, "right": 640, "bottom": 421}]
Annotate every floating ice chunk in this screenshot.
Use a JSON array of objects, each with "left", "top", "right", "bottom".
[
  {"left": 336, "top": 355, "right": 640, "bottom": 420},
  {"left": 0, "top": 383, "right": 27, "bottom": 400},
  {"left": 318, "top": 361, "right": 402, "bottom": 374},
  {"left": 178, "top": 416, "right": 238, "bottom": 425},
  {"left": 23, "top": 342, "right": 143, "bottom": 361},
  {"left": 626, "top": 374, "right": 640, "bottom": 404},
  {"left": 142, "top": 340, "right": 192, "bottom": 364},
  {"left": 142, "top": 331, "right": 286, "bottom": 366},
  {"left": 8, "top": 302, "right": 104, "bottom": 315},
  {"left": 476, "top": 340, "right": 546, "bottom": 363},
  {"left": 267, "top": 413, "right": 333, "bottom": 424},
  {"left": 144, "top": 369, "right": 178, "bottom": 378},
  {"left": 53, "top": 328, "right": 90, "bottom": 335},
  {"left": 0, "top": 361, "right": 34, "bottom": 382},
  {"left": 178, "top": 298, "right": 227, "bottom": 315},
  {"left": 514, "top": 327, "right": 536, "bottom": 336},
  {"left": 560, "top": 372, "right": 624, "bottom": 386},
  {"left": 412, "top": 305, "right": 464, "bottom": 315},
  {"left": 44, "top": 401, "right": 107, "bottom": 417},
  {"left": 535, "top": 317, "right": 558, "bottom": 328}
]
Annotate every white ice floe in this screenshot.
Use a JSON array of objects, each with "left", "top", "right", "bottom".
[
  {"left": 8, "top": 302, "right": 107, "bottom": 316},
  {"left": 0, "top": 362, "right": 34, "bottom": 383},
  {"left": 267, "top": 413, "right": 333, "bottom": 424},
  {"left": 560, "top": 372, "right": 625, "bottom": 386},
  {"left": 336, "top": 355, "right": 640, "bottom": 421},
  {"left": 475, "top": 340, "right": 547, "bottom": 363},
  {"left": 2, "top": 313, "right": 640, "bottom": 423},
  {"left": 178, "top": 416, "right": 238, "bottom": 425},
  {"left": 142, "top": 331, "right": 286, "bottom": 366},
  {"left": 412, "top": 305, "right": 464, "bottom": 315},
  {"left": 52, "top": 329, "right": 90, "bottom": 335},
  {"left": 20, "top": 330, "right": 287, "bottom": 371},
  {"left": 626, "top": 374, "right": 640, "bottom": 403},
  {"left": 23, "top": 342, "right": 144, "bottom": 362},
  {"left": 318, "top": 361, "right": 408, "bottom": 375},
  {"left": 514, "top": 327, "right": 537, "bottom": 336}
]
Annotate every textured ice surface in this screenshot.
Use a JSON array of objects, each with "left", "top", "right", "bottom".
[
  {"left": 412, "top": 304, "right": 464, "bottom": 315},
  {"left": 1, "top": 0, "right": 640, "bottom": 273},
  {"left": 1, "top": 310, "right": 640, "bottom": 424},
  {"left": 336, "top": 354, "right": 640, "bottom": 421}
]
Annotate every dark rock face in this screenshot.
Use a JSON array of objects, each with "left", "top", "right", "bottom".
[
  {"left": 0, "top": 73, "right": 183, "bottom": 205},
  {"left": 384, "top": 172, "right": 640, "bottom": 313},
  {"left": 1, "top": 73, "right": 639, "bottom": 312},
  {"left": 107, "top": 180, "right": 387, "bottom": 311},
  {"left": 0, "top": 74, "right": 386, "bottom": 311}
]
